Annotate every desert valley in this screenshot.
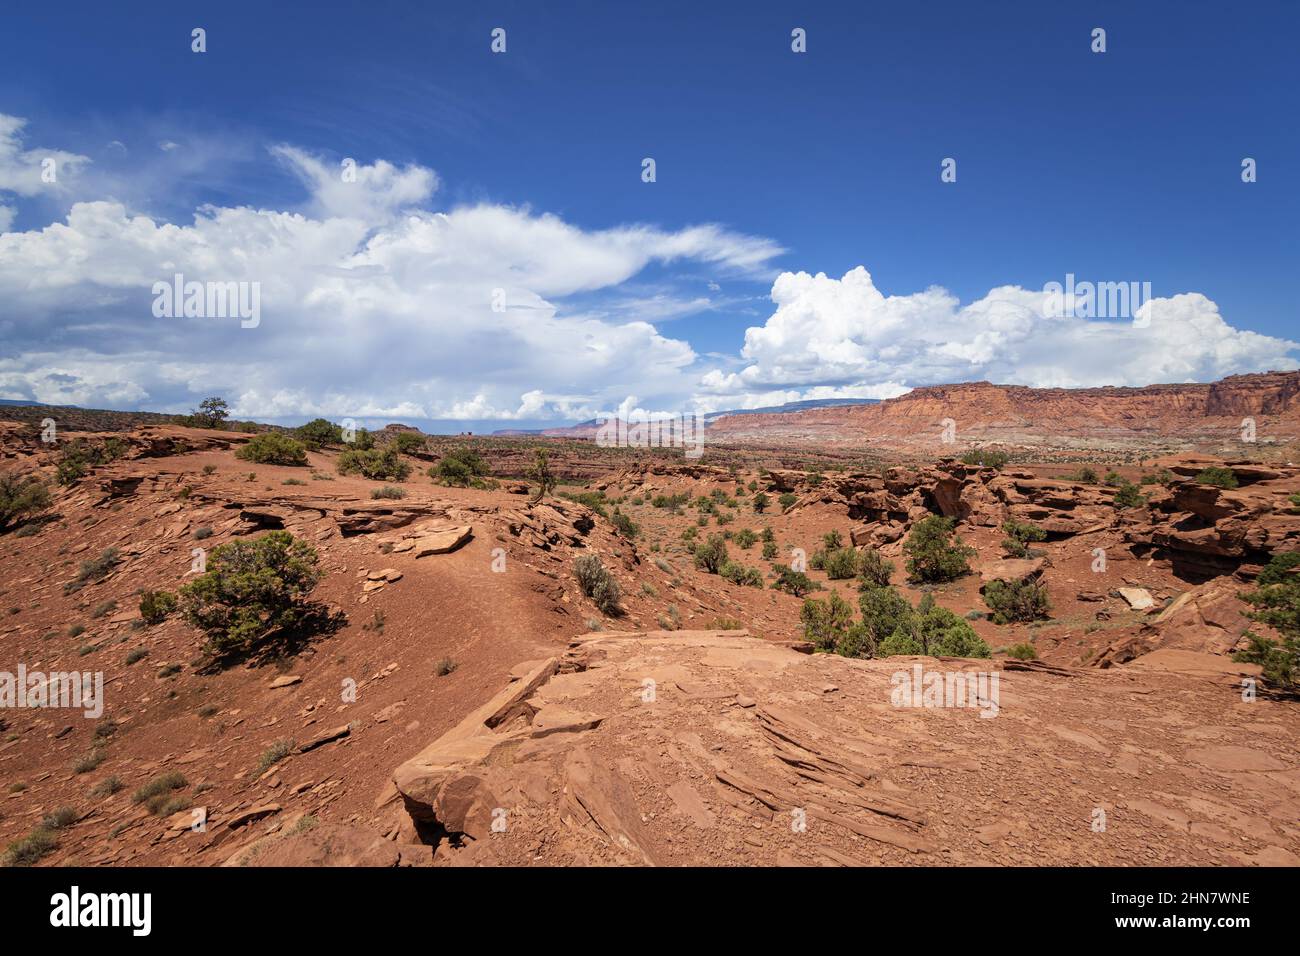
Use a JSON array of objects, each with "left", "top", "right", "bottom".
[{"left": 0, "top": 370, "right": 1296, "bottom": 869}]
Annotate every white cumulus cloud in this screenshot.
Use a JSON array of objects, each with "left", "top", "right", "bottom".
[
  {"left": 0, "top": 126, "right": 781, "bottom": 422},
  {"left": 696, "top": 267, "right": 1298, "bottom": 406}
]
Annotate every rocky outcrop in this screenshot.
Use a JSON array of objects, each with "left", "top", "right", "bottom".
[
  {"left": 1092, "top": 579, "right": 1267, "bottom": 667},
  {"left": 500, "top": 501, "right": 596, "bottom": 550},
  {"left": 385, "top": 629, "right": 1298, "bottom": 867},
  {"left": 381, "top": 522, "right": 473, "bottom": 556},
  {"left": 223, "top": 821, "right": 406, "bottom": 867},
  {"left": 1127, "top": 462, "right": 1300, "bottom": 581}
]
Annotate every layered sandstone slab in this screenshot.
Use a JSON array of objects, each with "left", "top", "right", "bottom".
[{"left": 380, "top": 630, "right": 1299, "bottom": 867}]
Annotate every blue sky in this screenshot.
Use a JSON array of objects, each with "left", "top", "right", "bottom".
[{"left": 1, "top": 0, "right": 1297, "bottom": 432}]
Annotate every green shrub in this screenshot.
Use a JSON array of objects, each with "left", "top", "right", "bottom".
[
  {"left": 1000, "top": 519, "right": 1047, "bottom": 558},
  {"left": 431, "top": 448, "right": 487, "bottom": 486},
  {"left": 73, "top": 749, "right": 106, "bottom": 773},
  {"left": 1233, "top": 632, "right": 1298, "bottom": 691},
  {"left": 771, "top": 566, "right": 819, "bottom": 597},
  {"left": 693, "top": 535, "right": 730, "bottom": 574},
  {"left": 983, "top": 577, "right": 1051, "bottom": 624},
  {"left": 752, "top": 492, "right": 770, "bottom": 513},
  {"left": 90, "top": 599, "right": 116, "bottom": 619},
  {"left": 878, "top": 594, "right": 990, "bottom": 658},
  {"left": 1257, "top": 551, "right": 1300, "bottom": 586},
  {"left": 1232, "top": 551, "right": 1300, "bottom": 690},
  {"left": 1195, "top": 466, "right": 1239, "bottom": 490},
  {"left": 528, "top": 448, "right": 556, "bottom": 502},
  {"left": 778, "top": 492, "right": 797, "bottom": 511},
  {"left": 339, "top": 446, "right": 410, "bottom": 481},
  {"left": 903, "top": 516, "right": 975, "bottom": 583},
  {"left": 762, "top": 540, "right": 778, "bottom": 560},
  {"left": 822, "top": 547, "right": 860, "bottom": 580},
  {"left": 294, "top": 418, "right": 344, "bottom": 450},
  {"left": 139, "top": 589, "right": 177, "bottom": 625},
  {"left": 573, "top": 554, "right": 621, "bottom": 614},
  {"left": 41, "top": 806, "right": 78, "bottom": 830},
  {"left": 133, "top": 772, "right": 188, "bottom": 814},
  {"left": 1005, "top": 642, "right": 1038, "bottom": 660},
  {"left": 192, "top": 397, "right": 229, "bottom": 428},
  {"left": 56, "top": 449, "right": 89, "bottom": 485},
  {"left": 1112, "top": 480, "right": 1147, "bottom": 509},
  {"left": 651, "top": 493, "right": 688, "bottom": 512},
  {"left": 560, "top": 490, "right": 608, "bottom": 518},
  {"left": 1067, "top": 467, "right": 1099, "bottom": 484},
  {"left": 1139, "top": 468, "right": 1176, "bottom": 486},
  {"left": 236, "top": 433, "right": 308, "bottom": 466},
  {"left": 858, "top": 586, "right": 916, "bottom": 651},
  {"left": 801, "top": 592, "right": 855, "bottom": 651},
  {"left": 91, "top": 775, "right": 123, "bottom": 797},
  {"left": 389, "top": 432, "right": 426, "bottom": 455},
  {"left": 256, "top": 738, "right": 295, "bottom": 774},
  {"left": 719, "top": 561, "right": 763, "bottom": 588},
  {"left": 826, "top": 622, "right": 868, "bottom": 658},
  {"left": 734, "top": 528, "right": 757, "bottom": 549},
  {"left": 178, "top": 531, "right": 323, "bottom": 659},
  {"left": 132, "top": 772, "right": 186, "bottom": 804},
  {"left": 3, "top": 828, "right": 57, "bottom": 866},
  {"left": 857, "top": 548, "right": 894, "bottom": 589},
  {"left": 64, "top": 548, "right": 121, "bottom": 594},
  {"left": 611, "top": 510, "right": 639, "bottom": 539},
  {"left": 0, "top": 471, "right": 52, "bottom": 533},
  {"left": 55, "top": 438, "right": 127, "bottom": 486},
  {"left": 371, "top": 485, "right": 406, "bottom": 500}
]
